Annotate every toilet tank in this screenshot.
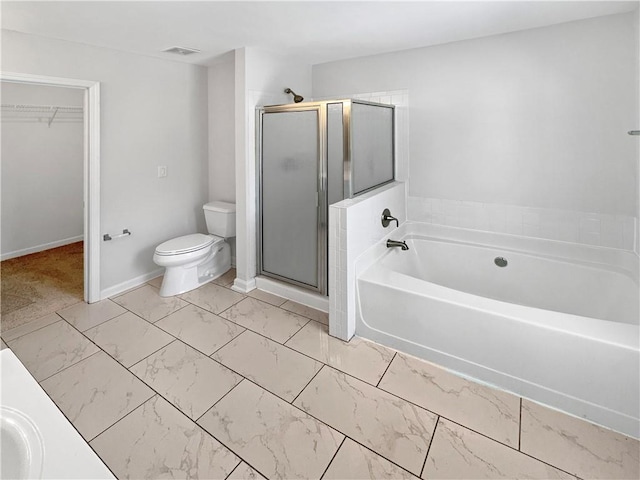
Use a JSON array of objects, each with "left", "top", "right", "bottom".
[{"left": 203, "top": 201, "right": 236, "bottom": 237}]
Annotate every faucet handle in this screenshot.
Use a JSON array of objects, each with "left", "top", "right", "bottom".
[{"left": 381, "top": 208, "right": 399, "bottom": 228}]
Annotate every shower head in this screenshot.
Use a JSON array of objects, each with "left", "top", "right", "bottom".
[{"left": 284, "top": 87, "right": 304, "bottom": 103}]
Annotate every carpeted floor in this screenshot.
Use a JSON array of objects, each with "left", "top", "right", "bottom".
[{"left": 1, "top": 242, "right": 84, "bottom": 331}]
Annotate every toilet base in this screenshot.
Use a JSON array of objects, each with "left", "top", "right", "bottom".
[{"left": 158, "top": 242, "right": 231, "bottom": 297}]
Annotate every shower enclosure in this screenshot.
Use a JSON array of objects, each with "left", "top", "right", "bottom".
[{"left": 257, "top": 99, "right": 395, "bottom": 295}]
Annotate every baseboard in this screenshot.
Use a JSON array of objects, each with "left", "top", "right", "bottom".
[
  {"left": 255, "top": 276, "right": 329, "bottom": 312},
  {"left": 100, "top": 268, "right": 164, "bottom": 300},
  {"left": 231, "top": 277, "right": 257, "bottom": 294},
  {"left": 1, "top": 235, "right": 84, "bottom": 261}
]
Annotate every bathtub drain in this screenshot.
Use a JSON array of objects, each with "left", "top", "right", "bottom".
[{"left": 494, "top": 257, "right": 508, "bottom": 267}]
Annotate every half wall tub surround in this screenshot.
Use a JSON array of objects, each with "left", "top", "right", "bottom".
[
  {"left": 356, "top": 222, "right": 640, "bottom": 438},
  {"left": 257, "top": 99, "right": 395, "bottom": 296}
]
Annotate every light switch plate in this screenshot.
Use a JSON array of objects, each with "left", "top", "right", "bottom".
[{"left": 157, "top": 166, "right": 167, "bottom": 178}]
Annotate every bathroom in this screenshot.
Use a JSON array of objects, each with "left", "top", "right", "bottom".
[{"left": 1, "top": 2, "right": 639, "bottom": 479}]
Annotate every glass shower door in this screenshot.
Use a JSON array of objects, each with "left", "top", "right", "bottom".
[{"left": 260, "top": 109, "right": 321, "bottom": 290}]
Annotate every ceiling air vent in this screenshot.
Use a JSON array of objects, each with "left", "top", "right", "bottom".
[{"left": 163, "top": 46, "right": 201, "bottom": 56}]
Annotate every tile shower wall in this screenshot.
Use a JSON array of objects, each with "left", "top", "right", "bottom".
[
  {"left": 408, "top": 196, "right": 638, "bottom": 251},
  {"left": 329, "top": 182, "right": 406, "bottom": 341}
]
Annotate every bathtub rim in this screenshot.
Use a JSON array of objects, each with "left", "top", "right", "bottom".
[
  {"left": 360, "top": 263, "right": 638, "bottom": 350},
  {"left": 398, "top": 222, "right": 639, "bottom": 280}
]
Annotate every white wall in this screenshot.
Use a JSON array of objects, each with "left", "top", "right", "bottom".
[
  {"left": 208, "top": 52, "right": 235, "bottom": 203},
  {"left": 1, "top": 82, "right": 84, "bottom": 259},
  {"left": 2, "top": 30, "right": 209, "bottom": 296},
  {"left": 313, "top": 12, "right": 639, "bottom": 248},
  {"left": 233, "top": 47, "right": 312, "bottom": 292}
]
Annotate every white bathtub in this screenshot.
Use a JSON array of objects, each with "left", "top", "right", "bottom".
[{"left": 356, "top": 223, "right": 640, "bottom": 438}]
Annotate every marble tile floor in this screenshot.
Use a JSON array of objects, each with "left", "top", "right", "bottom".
[{"left": 1, "top": 268, "right": 638, "bottom": 480}]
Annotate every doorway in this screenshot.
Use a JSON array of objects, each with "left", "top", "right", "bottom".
[{"left": 0, "top": 72, "right": 100, "bottom": 330}]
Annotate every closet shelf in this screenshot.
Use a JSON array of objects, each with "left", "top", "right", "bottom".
[{"left": 1, "top": 103, "right": 84, "bottom": 126}]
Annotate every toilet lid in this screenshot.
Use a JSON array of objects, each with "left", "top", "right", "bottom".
[{"left": 155, "top": 234, "right": 219, "bottom": 256}]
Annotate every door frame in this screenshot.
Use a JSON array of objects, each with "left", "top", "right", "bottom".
[
  {"left": 1, "top": 71, "right": 101, "bottom": 303},
  {"left": 257, "top": 103, "right": 327, "bottom": 295}
]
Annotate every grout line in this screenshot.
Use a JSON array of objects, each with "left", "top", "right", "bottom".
[
  {"left": 421, "top": 414, "right": 577, "bottom": 477},
  {"left": 1, "top": 312, "right": 66, "bottom": 343},
  {"left": 208, "top": 353, "right": 315, "bottom": 408},
  {"left": 420, "top": 416, "right": 440, "bottom": 478},
  {"left": 37, "top": 348, "right": 102, "bottom": 384},
  {"left": 127, "top": 338, "right": 179, "bottom": 370},
  {"left": 284, "top": 318, "right": 312, "bottom": 344},
  {"left": 246, "top": 288, "right": 288, "bottom": 307},
  {"left": 519, "top": 397, "right": 523, "bottom": 451},
  {"left": 223, "top": 460, "right": 244, "bottom": 480},
  {"left": 290, "top": 364, "right": 325, "bottom": 405},
  {"left": 348, "top": 435, "right": 420, "bottom": 479},
  {"left": 195, "top": 379, "right": 247, "bottom": 423},
  {"left": 111, "top": 281, "right": 148, "bottom": 300},
  {"left": 207, "top": 297, "right": 247, "bottom": 318},
  {"left": 77, "top": 309, "right": 130, "bottom": 333},
  {"left": 144, "top": 303, "right": 190, "bottom": 324},
  {"left": 375, "top": 378, "right": 522, "bottom": 452},
  {"left": 31, "top": 317, "right": 113, "bottom": 383},
  {"left": 196, "top": 416, "right": 271, "bottom": 480},
  {"left": 207, "top": 328, "right": 248, "bottom": 357},
  {"left": 88, "top": 393, "right": 156, "bottom": 443},
  {"left": 224, "top": 320, "right": 324, "bottom": 368},
  {"left": 319, "top": 436, "right": 346, "bottom": 480},
  {"left": 148, "top": 303, "right": 190, "bottom": 324},
  {"left": 149, "top": 308, "right": 244, "bottom": 358},
  {"left": 376, "top": 351, "right": 397, "bottom": 387},
  {"left": 279, "top": 303, "right": 329, "bottom": 324}
]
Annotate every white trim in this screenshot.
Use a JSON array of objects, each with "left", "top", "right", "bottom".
[
  {"left": 255, "top": 276, "right": 329, "bottom": 312},
  {"left": 100, "top": 269, "right": 164, "bottom": 300},
  {"left": 231, "top": 276, "right": 256, "bottom": 294},
  {"left": 1, "top": 71, "right": 101, "bottom": 303},
  {"left": 85, "top": 82, "right": 101, "bottom": 303},
  {"left": 0, "top": 236, "right": 84, "bottom": 261}
]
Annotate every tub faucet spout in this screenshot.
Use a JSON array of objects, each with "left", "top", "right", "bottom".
[{"left": 387, "top": 239, "right": 409, "bottom": 250}]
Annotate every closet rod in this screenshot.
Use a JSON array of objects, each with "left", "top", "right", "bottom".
[
  {"left": 1, "top": 103, "right": 83, "bottom": 127},
  {"left": 1, "top": 103, "right": 83, "bottom": 112}
]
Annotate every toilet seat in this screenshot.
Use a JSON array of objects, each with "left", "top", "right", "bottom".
[{"left": 155, "top": 233, "right": 221, "bottom": 256}]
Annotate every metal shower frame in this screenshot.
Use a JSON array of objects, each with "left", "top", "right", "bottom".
[{"left": 256, "top": 99, "right": 396, "bottom": 295}]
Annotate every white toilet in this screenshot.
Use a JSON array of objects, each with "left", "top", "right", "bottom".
[{"left": 153, "top": 201, "right": 235, "bottom": 297}]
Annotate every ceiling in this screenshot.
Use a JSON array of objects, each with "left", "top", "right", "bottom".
[{"left": 2, "top": 1, "right": 638, "bottom": 66}]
